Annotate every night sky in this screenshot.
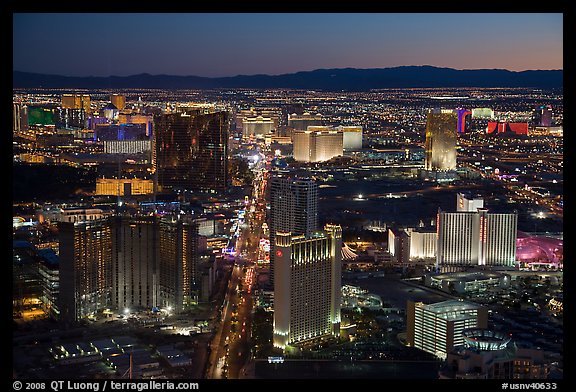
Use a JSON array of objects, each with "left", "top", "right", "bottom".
[{"left": 13, "top": 13, "right": 563, "bottom": 77}]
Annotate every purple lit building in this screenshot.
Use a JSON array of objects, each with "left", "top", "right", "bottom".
[
  {"left": 86, "top": 115, "right": 109, "bottom": 130},
  {"left": 94, "top": 123, "right": 148, "bottom": 141},
  {"left": 457, "top": 108, "right": 472, "bottom": 133},
  {"left": 536, "top": 105, "right": 553, "bottom": 127}
]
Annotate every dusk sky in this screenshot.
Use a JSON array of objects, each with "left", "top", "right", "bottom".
[{"left": 13, "top": 13, "right": 563, "bottom": 78}]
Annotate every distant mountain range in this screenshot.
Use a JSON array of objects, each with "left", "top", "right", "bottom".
[{"left": 13, "top": 66, "right": 563, "bottom": 90}]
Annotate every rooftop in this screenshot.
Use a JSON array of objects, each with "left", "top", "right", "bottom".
[
  {"left": 430, "top": 271, "right": 506, "bottom": 283},
  {"left": 38, "top": 248, "right": 59, "bottom": 266},
  {"left": 418, "top": 299, "right": 482, "bottom": 317}
]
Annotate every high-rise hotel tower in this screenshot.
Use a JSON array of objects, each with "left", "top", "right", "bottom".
[
  {"left": 154, "top": 110, "right": 228, "bottom": 194},
  {"left": 273, "top": 224, "right": 342, "bottom": 349},
  {"left": 436, "top": 194, "right": 517, "bottom": 272},
  {"left": 424, "top": 109, "right": 458, "bottom": 171},
  {"left": 59, "top": 215, "right": 200, "bottom": 324},
  {"left": 269, "top": 176, "right": 318, "bottom": 284}
]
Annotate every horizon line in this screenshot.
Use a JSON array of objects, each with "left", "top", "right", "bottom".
[{"left": 13, "top": 65, "right": 564, "bottom": 79}]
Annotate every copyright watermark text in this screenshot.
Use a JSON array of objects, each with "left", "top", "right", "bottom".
[
  {"left": 502, "top": 383, "right": 557, "bottom": 390},
  {"left": 13, "top": 381, "right": 199, "bottom": 392}
]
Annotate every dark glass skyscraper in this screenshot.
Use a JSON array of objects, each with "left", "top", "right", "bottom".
[{"left": 154, "top": 110, "right": 229, "bottom": 194}]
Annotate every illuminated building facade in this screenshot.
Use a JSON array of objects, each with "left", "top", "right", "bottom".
[
  {"left": 86, "top": 115, "right": 108, "bottom": 130},
  {"left": 95, "top": 123, "right": 148, "bottom": 141},
  {"left": 424, "top": 109, "right": 457, "bottom": 171},
  {"left": 535, "top": 105, "right": 553, "bottom": 127},
  {"left": 112, "top": 216, "right": 158, "bottom": 310},
  {"left": 61, "top": 94, "right": 91, "bottom": 112},
  {"left": 57, "top": 208, "right": 105, "bottom": 223},
  {"left": 111, "top": 94, "right": 126, "bottom": 111},
  {"left": 486, "top": 122, "right": 529, "bottom": 136},
  {"left": 59, "top": 219, "right": 113, "bottom": 324},
  {"left": 59, "top": 215, "right": 200, "bottom": 323},
  {"left": 157, "top": 216, "right": 200, "bottom": 311},
  {"left": 102, "top": 103, "right": 119, "bottom": 121},
  {"left": 242, "top": 115, "right": 275, "bottom": 138},
  {"left": 406, "top": 300, "right": 488, "bottom": 359},
  {"left": 408, "top": 228, "right": 437, "bottom": 260},
  {"left": 388, "top": 228, "right": 410, "bottom": 264},
  {"left": 293, "top": 127, "right": 343, "bottom": 162},
  {"left": 288, "top": 112, "right": 323, "bottom": 131},
  {"left": 96, "top": 178, "right": 154, "bottom": 196},
  {"left": 425, "top": 271, "right": 511, "bottom": 294},
  {"left": 338, "top": 126, "right": 363, "bottom": 150},
  {"left": 292, "top": 131, "right": 312, "bottom": 162},
  {"left": 13, "top": 102, "right": 28, "bottom": 132},
  {"left": 273, "top": 224, "right": 342, "bottom": 349},
  {"left": 471, "top": 108, "right": 495, "bottom": 119},
  {"left": 456, "top": 108, "right": 472, "bottom": 133},
  {"left": 437, "top": 208, "right": 517, "bottom": 271},
  {"left": 37, "top": 249, "right": 60, "bottom": 319},
  {"left": 27, "top": 106, "right": 55, "bottom": 126},
  {"left": 112, "top": 216, "right": 199, "bottom": 313},
  {"left": 13, "top": 242, "right": 42, "bottom": 316},
  {"left": 269, "top": 176, "right": 318, "bottom": 284},
  {"left": 155, "top": 111, "right": 229, "bottom": 194},
  {"left": 118, "top": 114, "right": 154, "bottom": 136},
  {"left": 55, "top": 108, "right": 86, "bottom": 129},
  {"left": 103, "top": 140, "right": 152, "bottom": 154},
  {"left": 457, "top": 192, "right": 484, "bottom": 212},
  {"left": 236, "top": 107, "right": 281, "bottom": 132},
  {"left": 529, "top": 126, "right": 563, "bottom": 137}
]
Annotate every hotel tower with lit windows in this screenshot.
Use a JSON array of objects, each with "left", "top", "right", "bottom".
[
  {"left": 59, "top": 215, "right": 199, "bottom": 323},
  {"left": 436, "top": 194, "right": 517, "bottom": 272},
  {"left": 407, "top": 299, "right": 488, "bottom": 359},
  {"left": 273, "top": 224, "right": 342, "bottom": 349},
  {"left": 59, "top": 219, "right": 113, "bottom": 324},
  {"left": 269, "top": 176, "right": 318, "bottom": 285},
  {"left": 293, "top": 127, "right": 343, "bottom": 163}
]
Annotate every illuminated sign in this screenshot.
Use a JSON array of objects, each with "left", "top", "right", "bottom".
[
  {"left": 268, "top": 356, "right": 285, "bottom": 363},
  {"left": 276, "top": 250, "right": 283, "bottom": 257},
  {"left": 259, "top": 238, "right": 270, "bottom": 252}
]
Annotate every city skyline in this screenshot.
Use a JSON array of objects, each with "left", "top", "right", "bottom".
[
  {"left": 12, "top": 10, "right": 563, "bottom": 378},
  {"left": 13, "top": 85, "right": 564, "bottom": 380},
  {"left": 13, "top": 13, "right": 563, "bottom": 77}
]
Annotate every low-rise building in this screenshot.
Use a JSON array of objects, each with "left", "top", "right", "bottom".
[
  {"left": 425, "top": 271, "right": 511, "bottom": 294},
  {"left": 407, "top": 299, "right": 488, "bottom": 359},
  {"left": 439, "top": 328, "right": 552, "bottom": 379}
]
